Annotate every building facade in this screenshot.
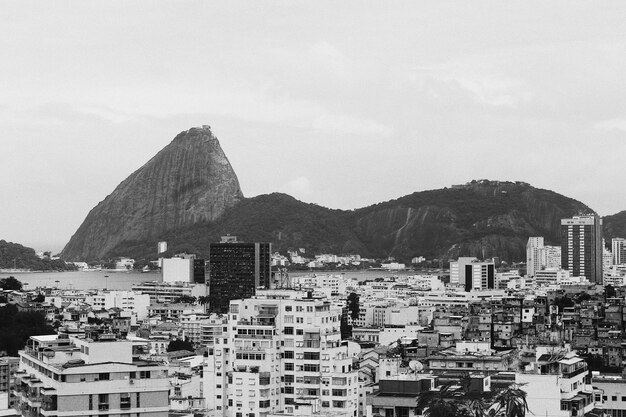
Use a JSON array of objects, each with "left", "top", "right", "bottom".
[
  {"left": 14, "top": 333, "right": 169, "bottom": 417},
  {"left": 203, "top": 290, "right": 359, "bottom": 417},
  {"left": 208, "top": 237, "right": 271, "bottom": 314},
  {"left": 561, "top": 215, "right": 603, "bottom": 284}
]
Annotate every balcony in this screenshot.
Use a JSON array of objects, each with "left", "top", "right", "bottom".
[{"left": 562, "top": 367, "right": 588, "bottom": 379}]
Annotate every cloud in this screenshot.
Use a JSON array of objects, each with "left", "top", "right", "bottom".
[
  {"left": 309, "top": 42, "right": 347, "bottom": 77},
  {"left": 595, "top": 118, "right": 626, "bottom": 132},
  {"left": 312, "top": 114, "right": 392, "bottom": 136},
  {"left": 286, "top": 176, "right": 312, "bottom": 197},
  {"left": 408, "top": 59, "right": 534, "bottom": 109}
]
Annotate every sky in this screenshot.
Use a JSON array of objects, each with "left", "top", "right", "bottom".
[{"left": 2, "top": 1, "right": 626, "bottom": 252}]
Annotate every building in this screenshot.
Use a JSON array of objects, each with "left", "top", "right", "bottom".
[
  {"left": 612, "top": 238, "right": 626, "bottom": 265},
  {"left": 449, "top": 258, "right": 495, "bottom": 291},
  {"left": 132, "top": 281, "right": 206, "bottom": 304},
  {"left": 85, "top": 290, "right": 151, "bottom": 320},
  {"left": 162, "top": 254, "right": 204, "bottom": 284},
  {"left": 157, "top": 241, "right": 168, "bottom": 254},
  {"left": 14, "top": 333, "right": 169, "bottom": 417},
  {"left": 526, "top": 237, "right": 561, "bottom": 277},
  {"left": 534, "top": 268, "right": 571, "bottom": 286},
  {"left": 208, "top": 236, "right": 271, "bottom": 314},
  {"left": 0, "top": 358, "right": 18, "bottom": 410},
  {"left": 561, "top": 215, "right": 603, "bottom": 284},
  {"left": 527, "top": 237, "right": 544, "bottom": 277},
  {"left": 203, "top": 290, "right": 359, "bottom": 417}
]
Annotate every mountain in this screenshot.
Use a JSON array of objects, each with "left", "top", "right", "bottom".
[
  {"left": 0, "top": 240, "right": 75, "bottom": 271},
  {"left": 61, "top": 126, "right": 243, "bottom": 260},
  {"left": 603, "top": 211, "right": 626, "bottom": 241},
  {"left": 62, "top": 126, "right": 595, "bottom": 263},
  {"left": 102, "top": 181, "right": 591, "bottom": 263},
  {"left": 347, "top": 180, "right": 591, "bottom": 262}
]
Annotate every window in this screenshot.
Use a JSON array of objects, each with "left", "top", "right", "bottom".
[
  {"left": 98, "top": 373, "right": 110, "bottom": 380},
  {"left": 304, "top": 352, "right": 320, "bottom": 360},
  {"left": 283, "top": 351, "right": 294, "bottom": 359},
  {"left": 285, "top": 363, "right": 294, "bottom": 371},
  {"left": 136, "top": 393, "right": 141, "bottom": 407},
  {"left": 283, "top": 327, "right": 294, "bottom": 335},
  {"left": 89, "top": 395, "right": 93, "bottom": 410},
  {"left": 284, "top": 375, "right": 294, "bottom": 383},
  {"left": 303, "top": 364, "right": 319, "bottom": 372},
  {"left": 296, "top": 329, "right": 304, "bottom": 335},
  {"left": 285, "top": 305, "right": 292, "bottom": 312},
  {"left": 98, "top": 394, "right": 109, "bottom": 411},
  {"left": 120, "top": 393, "right": 131, "bottom": 410},
  {"left": 140, "top": 371, "right": 151, "bottom": 379}
]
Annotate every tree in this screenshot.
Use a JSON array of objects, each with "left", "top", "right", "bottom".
[
  {"left": 176, "top": 295, "right": 197, "bottom": 304},
  {"left": 416, "top": 377, "right": 528, "bottom": 417},
  {"left": 605, "top": 284, "right": 617, "bottom": 299},
  {"left": 346, "top": 292, "right": 360, "bottom": 321},
  {"left": 33, "top": 293, "right": 45, "bottom": 303},
  {"left": 167, "top": 337, "right": 195, "bottom": 352},
  {"left": 0, "top": 304, "right": 55, "bottom": 355},
  {"left": 0, "top": 276, "right": 23, "bottom": 291}
]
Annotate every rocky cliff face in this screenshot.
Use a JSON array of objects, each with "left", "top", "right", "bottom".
[{"left": 61, "top": 126, "right": 243, "bottom": 260}]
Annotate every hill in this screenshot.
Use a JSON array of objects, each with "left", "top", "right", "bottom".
[
  {"left": 104, "top": 181, "right": 592, "bottom": 263},
  {"left": 603, "top": 211, "right": 626, "bottom": 242},
  {"left": 61, "top": 125, "right": 597, "bottom": 263},
  {"left": 0, "top": 240, "right": 75, "bottom": 271}
]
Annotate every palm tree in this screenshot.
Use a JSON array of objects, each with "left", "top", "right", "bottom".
[
  {"left": 416, "top": 378, "right": 528, "bottom": 417},
  {"left": 488, "top": 384, "right": 528, "bottom": 417},
  {"left": 416, "top": 382, "right": 477, "bottom": 417}
]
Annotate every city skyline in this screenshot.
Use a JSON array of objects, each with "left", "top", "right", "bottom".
[{"left": 3, "top": 2, "right": 626, "bottom": 252}]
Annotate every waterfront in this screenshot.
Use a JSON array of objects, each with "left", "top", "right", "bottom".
[
  {"left": 0, "top": 269, "right": 440, "bottom": 292},
  {"left": 0, "top": 270, "right": 162, "bottom": 290}
]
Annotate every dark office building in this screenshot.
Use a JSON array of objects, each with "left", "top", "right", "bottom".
[
  {"left": 561, "top": 214, "right": 603, "bottom": 284},
  {"left": 193, "top": 259, "right": 206, "bottom": 284},
  {"left": 208, "top": 237, "right": 271, "bottom": 314}
]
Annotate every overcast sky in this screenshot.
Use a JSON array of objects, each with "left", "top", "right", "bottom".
[{"left": 2, "top": 1, "right": 626, "bottom": 252}]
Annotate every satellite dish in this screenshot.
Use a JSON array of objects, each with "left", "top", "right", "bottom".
[{"left": 409, "top": 361, "right": 424, "bottom": 372}]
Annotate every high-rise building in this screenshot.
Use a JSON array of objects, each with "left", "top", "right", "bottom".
[
  {"left": 526, "top": 237, "right": 544, "bottom": 277},
  {"left": 560, "top": 214, "right": 603, "bottom": 284},
  {"left": 203, "top": 290, "right": 359, "bottom": 417},
  {"left": 208, "top": 236, "right": 271, "bottom": 314},
  {"left": 14, "top": 333, "right": 169, "bottom": 417},
  {"left": 612, "top": 238, "right": 626, "bottom": 265},
  {"left": 526, "top": 237, "right": 561, "bottom": 277}
]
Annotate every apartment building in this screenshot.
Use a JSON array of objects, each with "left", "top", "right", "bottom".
[
  {"left": 203, "top": 289, "right": 359, "bottom": 417},
  {"left": 14, "top": 332, "right": 170, "bottom": 417}
]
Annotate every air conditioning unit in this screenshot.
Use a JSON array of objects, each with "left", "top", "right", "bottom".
[{"left": 129, "top": 379, "right": 135, "bottom": 384}]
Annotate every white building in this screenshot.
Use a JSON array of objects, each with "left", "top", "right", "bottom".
[
  {"left": 612, "top": 238, "right": 626, "bottom": 265},
  {"left": 85, "top": 290, "right": 151, "bottom": 320},
  {"left": 527, "top": 237, "right": 562, "bottom": 277},
  {"left": 534, "top": 268, "right": 571, "bottom": 286},
  {"left": 162, "top": 257, "right": 194, "bottom": 283},
  {"left": 15, "top": 333, "right": 170, "bottom": 417},
  {"left": 203, "top": 290, "right": 360, "bottom": 417}
]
